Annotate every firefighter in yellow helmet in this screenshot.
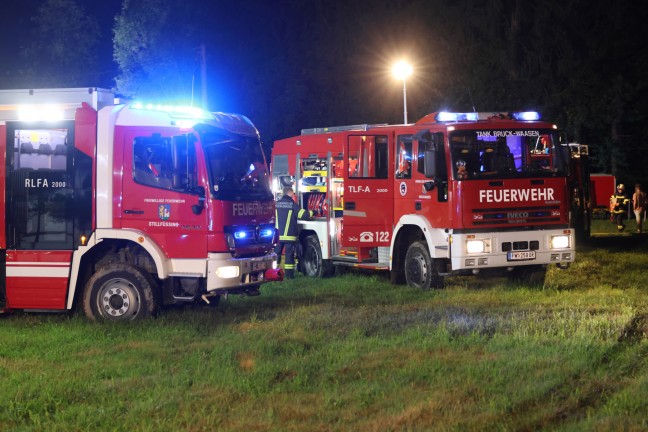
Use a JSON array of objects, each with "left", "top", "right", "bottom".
[
  {"left": 610, "top": 183, "right": 630, "bottom": 232},
  {"left": 275, "top": 187, "right": 312, "bottom": 279}
]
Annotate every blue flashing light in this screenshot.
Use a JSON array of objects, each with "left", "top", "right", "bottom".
[
  {"left": 234, "top": 231, "right": 248, "bottom": 239},
  {"left": 436, "top": 112, "right": 479, "bottom": 122},
  {"left": 259, "top": 228, "right": 274, "bottom": 238},
  {"left": 130, "top": 102, "right": 214, "bottom": 121},
  {"left": 512, "top": 111, "right": 540, "bottom": 121}
]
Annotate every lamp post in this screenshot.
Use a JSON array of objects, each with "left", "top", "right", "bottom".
[{"left": 392, "top": 60, "right": 412, "bottom": 124}]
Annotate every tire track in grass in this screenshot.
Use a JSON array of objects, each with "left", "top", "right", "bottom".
[{"left": 505, "top": 313, "right": 648, "bottom": 431}]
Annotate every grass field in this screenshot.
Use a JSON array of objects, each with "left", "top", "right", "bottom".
[{"left": 1, "top": 221, "right": 647, "bottom": 431}]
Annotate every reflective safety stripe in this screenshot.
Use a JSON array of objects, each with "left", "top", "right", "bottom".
[
  {"left": 283, "top": 210, "right": 293, "bottom": 237},
  {"left": 284, "top": 264, "right": 296, "bottom": 269},
  {"left": 279, "top": 235, "right": 297, "bottom": 241},
  {"left": 275, "top": 209, "right": 279, "bottom": 228},
  {"left": 298, "top": 209, "right": 306, "bottom": 219}
]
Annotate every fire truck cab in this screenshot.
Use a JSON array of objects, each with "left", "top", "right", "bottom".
[
  {"left": 272, "top": 111, "right": 576, "bottom": 288},
  {"left": 0, "top": 88, "right": 281, "bottom": 321}
]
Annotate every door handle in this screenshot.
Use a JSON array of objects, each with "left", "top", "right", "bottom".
[{"left": 124, "top": 209, "right": 145, "bottom": 215}]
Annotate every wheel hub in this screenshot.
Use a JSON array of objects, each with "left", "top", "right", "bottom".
[
  {"left": 408, "top": 254, "right": 428, "bottom": 284},
  {"left": 99, "top": 279, "right": 138, "bottom": 319}
]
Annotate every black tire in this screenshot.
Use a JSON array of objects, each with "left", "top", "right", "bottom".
[
  {"left": 404, "top": 241, "right": 444, "bottom": 289},
  {"left": 83, "top": 263, "right": 158, "bottom": 321},
  {"left": 507, "top": 265, "right": 547, "bottom": 287},
  {"left": 301, "top": 235, "right": 334, "bottom": 278}
]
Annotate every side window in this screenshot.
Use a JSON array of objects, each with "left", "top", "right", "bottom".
[
  {"left": 347, "top": 135, "right": 388, "bottom": 179},
  {"left": 14, "top": 129, "right": 68, "bottom": 171},
  {"left": 132, "top": 135, "right": 195, "bottom": 190},
  {"left": 396, "top": 135, "right": 412, "bottom": 179}
]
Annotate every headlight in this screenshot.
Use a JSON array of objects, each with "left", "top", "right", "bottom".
[
  {"left": 215, "top": 266, "right": 239, "bottom": 279},
  {"left": 466, "top": 239, "right": 489, "bottom": 254},
  {"left": 550, "top": 235, "right": 570, "bottom": 249}
]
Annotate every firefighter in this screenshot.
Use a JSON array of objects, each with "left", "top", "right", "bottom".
[
  {"left": 275, "top": 186, "right": 312, "bottom": 279},
  {"left": 610, "top": 183, "right": 630, "bottom": 232}
]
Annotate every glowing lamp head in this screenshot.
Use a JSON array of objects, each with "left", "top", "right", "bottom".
[{"left": 392, "top": 61, "right": 413, "bottom": 80}]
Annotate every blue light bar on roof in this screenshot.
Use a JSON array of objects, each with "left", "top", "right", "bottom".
[
  {"left": 435, "top": 112, "right": 479, "bottom": 122},
  {"left": 130, "top": 102, "right": 214, "bottom": 120},
  {"left": 512, "top": 111, "right": 541, "bottom": 121}
]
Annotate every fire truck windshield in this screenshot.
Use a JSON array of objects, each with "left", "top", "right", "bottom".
[
  {"left": 449, "top": 129, "right": 567, "bottom": 180},
  {"left": 202, "top": 133, "right": 273, "bottom": 201}
]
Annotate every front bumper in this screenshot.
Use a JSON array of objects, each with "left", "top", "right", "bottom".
[
  {"left": 206, "top": 252, "right": 278, "bottom": 292},
  {"left": 450, "top": 229, "right": 574, "bottom": 272}
]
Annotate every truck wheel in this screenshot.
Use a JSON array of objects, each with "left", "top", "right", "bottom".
[
  {"left": 83, "top": 263, "right": 158, "bottom": 321},
  {"left": 405, "top": 241, "right": 444, "bottom": 289},
  {"left": 507, "top": 265, "right": 546, "bottom": 287},
  {"left": 301, "top": 235, "right": 334, "bottom": 278}
]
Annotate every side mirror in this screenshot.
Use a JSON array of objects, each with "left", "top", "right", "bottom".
[{"left": 424, "top": 149, "right": 437, "bottom": 178}]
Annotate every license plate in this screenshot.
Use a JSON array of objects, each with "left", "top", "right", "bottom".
[
  {"left": 252, "top": 262, "right": 266, "bottom": 271},
  {"left": 507, "top": 251, "right": 536, "bottom": 261}
]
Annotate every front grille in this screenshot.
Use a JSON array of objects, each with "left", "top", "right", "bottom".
[
  {"left": 472, "top": 205, "right": 560, "bottom": 226},
  {"left": 501, "top": 239, "right": 540, "bottom": 252}
]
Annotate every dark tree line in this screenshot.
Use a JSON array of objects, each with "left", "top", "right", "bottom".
[{"left": 2, "top": 0, "right": 647, "bottom": 185}]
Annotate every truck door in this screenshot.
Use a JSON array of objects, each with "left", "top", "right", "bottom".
[
  {"left": 343, "top": 133, "right": 394, "bottom": 252},
  {"left": 120, "top": 132, "right": 208, "bottom": 259}
]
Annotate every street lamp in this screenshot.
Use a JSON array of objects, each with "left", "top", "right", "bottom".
[{"left": 392, "top": 60, "right": 413, "bottom": 124}]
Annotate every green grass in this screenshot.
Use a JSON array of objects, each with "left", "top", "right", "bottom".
[{"left": 2, "top": 236, "right": 648, "bottom": 431}]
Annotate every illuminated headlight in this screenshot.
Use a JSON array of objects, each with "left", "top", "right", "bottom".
[
  {"left": 466, "top": 239, "right": 490, "bottom": 254},
  {"left": 234, "top": 231, "right": 248, "bottom": 239},
  {"left": 550, "top": 235, "right": 570, "bottom": 249},
  {"left": 225, "top": 233, "right": 236, "bottom": 251},
  {"left": 215, "top": 266, "right": 239, "bottom": 279}
]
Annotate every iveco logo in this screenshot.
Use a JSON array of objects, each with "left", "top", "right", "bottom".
[{"left": 507, "top": 212, "right": 529, "bottom": 218}]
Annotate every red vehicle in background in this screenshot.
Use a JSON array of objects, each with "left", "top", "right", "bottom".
[
  {"left": 272, "top": 111, "right": 578, "bottom": 288},
  {"left": 589, "top": 173, "right": 616, "bottom": 219},
  {"left": 0, "top": 88, "right": 281, "bottom": 321}
]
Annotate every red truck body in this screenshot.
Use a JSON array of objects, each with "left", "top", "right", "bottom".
[
  {"left": 0, "top": 88, "right": 281, "bottom": 320},
  {"left": 589, "top": 174, "right": 616, "bottom": 218},
  {"left": 272, "top": 111, "right": 576, "bottom": 287}
]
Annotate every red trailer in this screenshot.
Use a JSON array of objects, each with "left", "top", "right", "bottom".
[{"left": 590, "top": 174, "right": 616, "bottom": 218}]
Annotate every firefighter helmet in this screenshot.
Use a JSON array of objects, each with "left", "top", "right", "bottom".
[{"left": 617, "top": 184, "right": 625, "bottom": 191}]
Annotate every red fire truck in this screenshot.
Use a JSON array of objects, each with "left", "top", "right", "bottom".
[
  {"left": 0, "top": 87, "right": 281, "bottom": 321},
  {"left": 272, "top": 111, "right": 577, "bottom": 288}
]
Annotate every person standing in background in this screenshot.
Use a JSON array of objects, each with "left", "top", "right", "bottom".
[
  {"left": 632, "top": 184, "right": 647, "bottom": 233},
  {"left": 610, "top": 184, "right": 630, "bottom": 232}
]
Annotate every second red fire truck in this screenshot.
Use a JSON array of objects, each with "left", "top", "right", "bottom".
[
  {"left": 272, "top": 111, "right": 578, "bottom": 288},
  {"left": 0, "top": 87, "right": 281, "bottom": 321}
]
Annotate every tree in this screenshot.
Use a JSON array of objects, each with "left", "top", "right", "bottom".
[
  {"left": 113, "top": 0, "right": 205, "bottom": 103},
  {"left": 20, "top": 0, "right": 101, "bottom": 87}
]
